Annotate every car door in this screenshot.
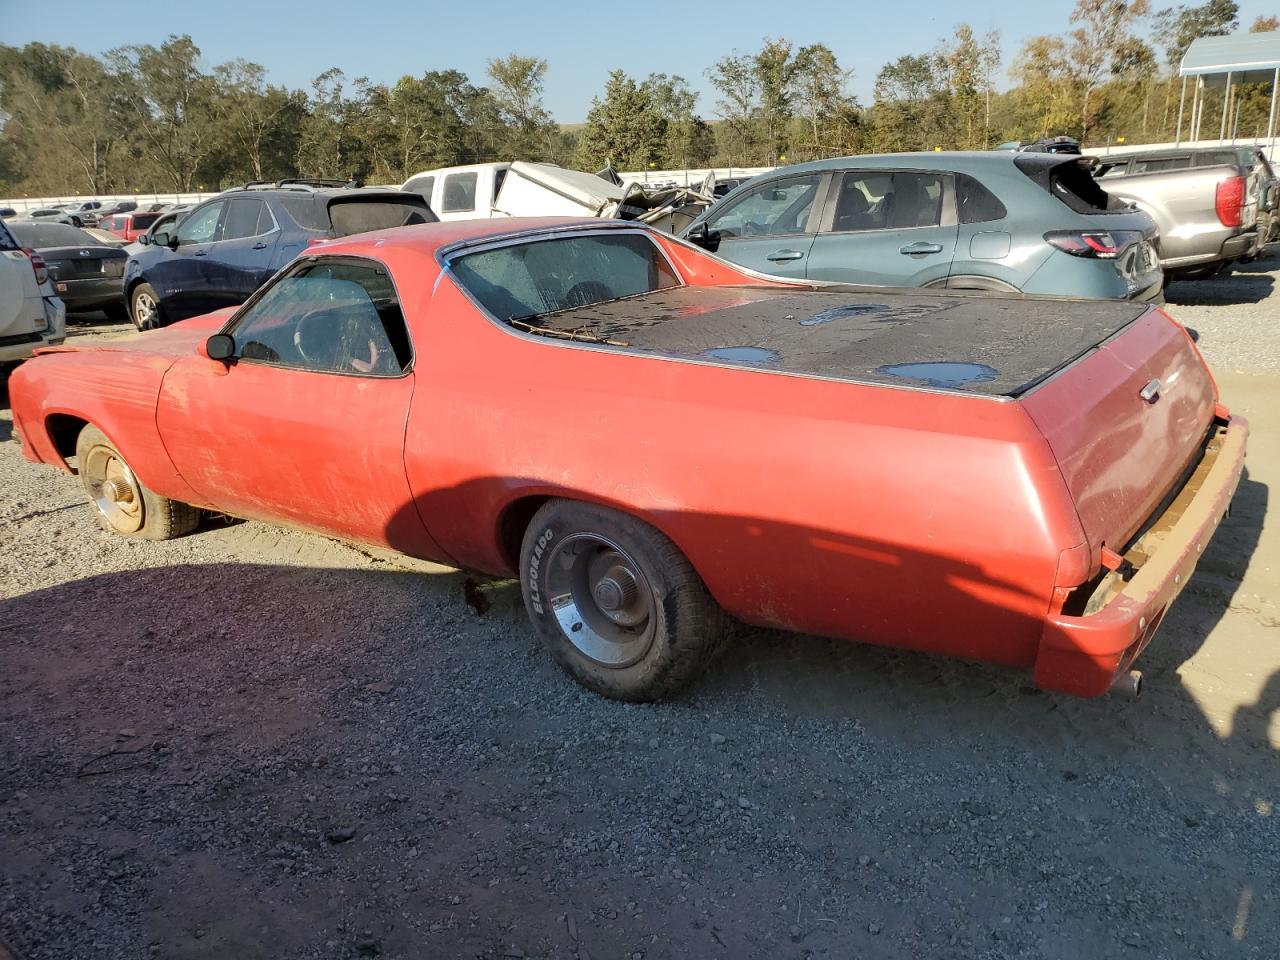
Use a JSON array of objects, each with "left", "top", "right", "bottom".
[
  {"left": 203, "top": 196, "right": 281, "bottom": 309},
  {"left": 698, "top": 172, "right": 825, "bottom": 278},
  {"left": 804, "top": 170, "right": 959, "bottom": 287},
  {"left": 146, "top": 199, "right": 225, "bottom": 319},
  {"left": 156, "top": 256, "right": 443, "bottom": 557}
]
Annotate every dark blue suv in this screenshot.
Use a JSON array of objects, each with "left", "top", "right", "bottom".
[{"left": 124, "top": 179, "right": 436, "bottom": 329}]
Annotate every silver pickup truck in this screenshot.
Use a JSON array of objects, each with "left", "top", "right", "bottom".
[{"left": 1093, "top": 145, "right": 1277, "bottom": 280}]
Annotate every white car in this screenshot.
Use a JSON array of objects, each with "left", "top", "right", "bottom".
[{"left": 0, "top": 219, "right": 66, "bottom": 364}]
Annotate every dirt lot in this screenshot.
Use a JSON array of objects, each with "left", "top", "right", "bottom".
[{"left": 2, "top": 267, "right": 1278, "bottom": 960}]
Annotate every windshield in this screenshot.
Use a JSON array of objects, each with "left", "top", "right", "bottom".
[
  {"left": 447, "top": 232, "right": 681, "bottom": 324},
  {"left": 6, "top": 221, "right": 97, "bottom": 248}
]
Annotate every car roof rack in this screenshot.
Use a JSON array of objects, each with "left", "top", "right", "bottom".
[{"left": 229, "top": 177, "right": 364, "bottom": 194}]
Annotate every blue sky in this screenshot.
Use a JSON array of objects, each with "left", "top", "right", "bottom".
[{"left": 1, "top": 0, "right": 1275, "bottom": 121}]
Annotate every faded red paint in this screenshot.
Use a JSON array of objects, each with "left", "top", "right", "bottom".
[{"left": 9, "top": 218, "right": 1249, "bottom": 698}]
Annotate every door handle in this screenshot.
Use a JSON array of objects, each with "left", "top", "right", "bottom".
[
  {"left": 900, "top": 242, "right": 944, "bottom": 255},
  {"left": 252, "top": 242, "right": 268, "bottom": 249},
  {"left": 193, "top": 249, "right": 208, "bottom": 257},
  {"left": 766, "top": 249, "right": 805, "bottom": 262}
]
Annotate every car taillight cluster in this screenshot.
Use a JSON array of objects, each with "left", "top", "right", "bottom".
[
  {"left": 1215, "top": 175, "right": 1246, "bottom": 227},
  {"left": 1044, "top": 230, "right": 1144, "bottom": 259},
  {"left": 23, "top": 247, "right": 48, "bottom": 285}
]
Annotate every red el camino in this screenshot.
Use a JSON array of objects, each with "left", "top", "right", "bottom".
[{"left": 10, "top": 218, "right": 1247, "bottom": 701}]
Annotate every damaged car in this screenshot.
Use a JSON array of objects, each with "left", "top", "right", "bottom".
[{"left": 10, "top": 218, "right": 1245, "bottom": 702}]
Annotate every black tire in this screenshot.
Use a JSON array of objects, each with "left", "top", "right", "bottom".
[
  {"left": 129, "top": 282, "right": 163, "bottom": 330},
  {"left": 75, "top": 424, "right": 200, "bottom": 540},
  {"left": 103, "top": 302, "right": 130, "bottom": 325},
  {"left": 519, "top": 499, "right": 727, "bottom": 702}
]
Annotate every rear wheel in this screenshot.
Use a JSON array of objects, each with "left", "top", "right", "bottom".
[
  {"left": 520, "top": 500, "right": 727, "bottom": 702},
  {"left": 75, "top": 424, "right": 199, "bottom": 539},
  {"left": 130, "top": 283, "right": 162, "bottom": 330}
]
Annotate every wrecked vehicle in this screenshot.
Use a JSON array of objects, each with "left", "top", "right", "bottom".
[
  {"left": 402, "top": 161, "right": 712, "bottom": 232},
  {"left": 10, "top": 218, "right": 1246, "bottom": 701}
]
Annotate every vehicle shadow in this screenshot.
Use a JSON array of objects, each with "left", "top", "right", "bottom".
[
  {"left": 1165, "top": 272, "right": 1275, "bottom": 305},
  {"left": 1, "top": 462, "right": 1273, "bottom": 959}
]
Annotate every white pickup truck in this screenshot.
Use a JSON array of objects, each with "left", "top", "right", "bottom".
[{"left": 0, "top": 218, "right": 66, "bottom": 364}]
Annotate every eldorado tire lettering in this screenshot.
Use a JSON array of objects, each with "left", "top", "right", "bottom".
[{"left": 528, "top": 527, "right": 554, "bottom": 614}]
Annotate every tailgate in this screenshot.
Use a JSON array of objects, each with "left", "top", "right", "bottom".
[{"left": 1020, "top": 309, "right": 1216, "bottom": 557}]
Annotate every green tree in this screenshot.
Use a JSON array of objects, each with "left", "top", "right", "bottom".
[
  {"left": 791, "top": 43, "right": 860, "bottom": 160},
  {"left": 487, "top": 54, "right": 558, "bottom": 161},
  {"left": 706, "top": 51, "right": 759, "bottom": 165},
  {"left": 576, "top": 70, "right": 666, "bottom": 170},
  {"left": 106, "top": 35, "right": 218, "bottom": 190},
  {"left": 872, "top": 53, "right": 949, "bottom": 151},
  {"left": 1070, "top": 0, "right": 1152, "bottom": 142}
]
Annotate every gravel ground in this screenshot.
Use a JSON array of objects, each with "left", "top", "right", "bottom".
[{"left": 2, "top": 269, "right": 1279, "bottom": 960}]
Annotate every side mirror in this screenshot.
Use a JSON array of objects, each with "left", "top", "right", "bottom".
[
  {"left": 685, "top": 221, "right": 719, "bottom": 252},
  {"left": 204, "top": 334, "right": 235, "bottom": 361},
  {"left": 137, "top": 233, "right": 151, "bottom": 246}
]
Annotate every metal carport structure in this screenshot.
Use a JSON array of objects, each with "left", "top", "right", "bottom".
[{"left": 1177, "top": 31, "right": 1280, "bottom": 146}]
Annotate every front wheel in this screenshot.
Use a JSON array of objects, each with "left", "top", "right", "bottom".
[
  {"left": 129, "top": 283, "right": 163, "bottom": 330},
  {"left": 520, "top": 500, "right": 728, "bottom": 702},
  {"left": 75, "top": 424, "right": 200, "bottom": 539}
]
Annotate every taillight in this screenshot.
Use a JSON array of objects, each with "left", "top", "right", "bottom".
[
  {"left": 1044, "top": 230, "right": 1144, "bottom": 259},
  {"left": 1215, "top": 175, "right": 1246, "bottom": 227},
  {"left": 23, "top": 247, "right": 48, "bottom": 285}
]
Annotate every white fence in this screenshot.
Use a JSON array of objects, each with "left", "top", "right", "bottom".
[{"left": 0, "top": 192, "right": 215, "bottom": 216}]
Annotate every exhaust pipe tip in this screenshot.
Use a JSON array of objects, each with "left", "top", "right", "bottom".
[{"left": 1110, "top": 669, "right": 1143, "bottom": 698}]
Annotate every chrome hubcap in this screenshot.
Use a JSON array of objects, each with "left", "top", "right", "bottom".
[
  {"left": 83, "top": 446, "right": 144, "bottom": 533},
  {"left": 544, "top": 535, "right": 655, "bottom": 667}
]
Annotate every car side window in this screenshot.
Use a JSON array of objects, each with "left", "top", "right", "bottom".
[
  {"left": 828, "top": 172, "right": 944, "bottom": 233},
  {"left": 230, "top": 260, "right": 412, "bottom": 377},
  {"left": 706, "top": 174, "right": 822, "bottom": 239},
  {"left": 404, "top": 175, "right": 435, "bottom": 203},
  {"left": 221, "top": 198, "right": 274, "bottom": 241},
  {"left": 177, "top": 201, "right": 224, "bottom": 245},
  {"left": 1132, "top": 156, "right": 1191, "bottom": 174},
  {"left": 955, "top": 174, "right": 1008, "bottom": 224},
  {"left": 442, "top": 172, "right": 479, "bottom": 213}
]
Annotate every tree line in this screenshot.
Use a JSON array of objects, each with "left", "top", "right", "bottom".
[{"left": 1, "top": 0, "right": 1277, "bottom": 197}]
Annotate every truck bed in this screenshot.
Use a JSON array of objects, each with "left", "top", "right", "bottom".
[{"left": 533, "top": 286, "right": 1148, "bottom": 397}]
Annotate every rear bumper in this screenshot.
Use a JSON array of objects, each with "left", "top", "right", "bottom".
[
  {"left": 53, "top": 276, "right": 125, "bottom": 310},
  {"left": 1033, "top": 414, "right": 1248, "bottom": 697},
  {"left": 0, "top": 297, "right": 65, "bottom": 363}
]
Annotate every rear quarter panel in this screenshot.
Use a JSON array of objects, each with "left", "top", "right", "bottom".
[
  {"left": 1101, "top": 167, "right": 1234, "bottom": 264},
  {"left": 396, "top": 252, "right": 1089, "bottom": 669}
]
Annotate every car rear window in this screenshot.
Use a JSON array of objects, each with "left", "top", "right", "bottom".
[
  {"left": 447, "top": 231, "right": 680, "bottom": 324},
  {"left": 133, "top": 212, "right": 161, "bottom": 229},
  {"left": 326, "top": 197, "right": 436, "bottom": 236},
  {"left": 6, "top": 221, "right": 97, "bottom": 247},
  {"left": 0, "top": 220, "right": 17, "bottom": 251},
  {"left": 1016, "top": 156, "right": 1117, "bottom": 214}
]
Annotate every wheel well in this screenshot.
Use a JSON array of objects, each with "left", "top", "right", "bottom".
[
  {"left": 45, "top": 413, "right": 90, "bottom": 468},
  {"left": 924, "top": 275, "right": 1020, "bottom": 293},
  {"left": 497, "top": 495, "right": 553, "bottom": 571}
]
